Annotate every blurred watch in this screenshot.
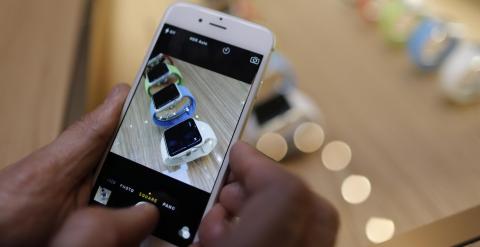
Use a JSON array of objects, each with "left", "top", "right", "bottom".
[
  {"left": 440, "top": 42, "right": 480, "bottom": 104},
  {"left": 408, "top": 18, "right": 459, "bottom": 71},
  {"left": 357, "top": 0, "right": 385, "bottom": 23},
  {"left": 379, "top": 0, "right": 424, "bottom": 45}
]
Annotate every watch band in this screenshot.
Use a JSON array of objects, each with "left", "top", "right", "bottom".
[
  {"left": 357, "top": 0, "right": 383, "bottom": 23},
  {"left": 144, "top": 64, "right": 183, "bottom": 96},
  {"left": 408, "top": 19, "right": 458, "bottom": 71},
  {"left": 447, "top": 61, "right": 480, "bottom": 104},
  {"left": 440, "top": 42, "right": 480, "bottom": 104},
  {"left": 160, "top": 119, "right": 218, "bottom": 167},
  {"left": 151, "top": 85, "right": 196, "bottom": 128},
  {"left": 378, "top": 0, "right": 423, "bottom": 45}
]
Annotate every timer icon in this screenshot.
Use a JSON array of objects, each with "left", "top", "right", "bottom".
[{"left": 222, "top": 47, "right": 231, "bottom": 55}]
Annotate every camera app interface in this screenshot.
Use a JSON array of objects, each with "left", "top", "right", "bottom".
[{"left": 90, "top": 24, "right": 263, "bottom": 246}]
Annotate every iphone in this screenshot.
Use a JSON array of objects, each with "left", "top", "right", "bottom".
[{"left": 89, "top": 3, "right": 274, "bottom": 246}]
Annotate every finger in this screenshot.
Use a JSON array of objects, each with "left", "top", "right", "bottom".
[
  {"left": 198, "top": 204, "right": 229, "bottom": 246},
  {"left": 224, "top": 185, "right": 312, "bottom": 247},
  {"left": 75, "top": 174, "right": 96, "bottom": 206},
  {"left": 219, "top": 182, "right": 246, "bottom": 216},
  {"left": 229, "top": 142, "right": 289, "bottom": 193},
  {"left": 301, "top": 197, "right": 339, "bottom": 247},
  {"left": 51, "top": 202, "right": 159, "bottom": 247},
  {"left": 24, "top": 84, "right": 130, "bottom": 184},
  {"left": 226, "top": 169, "right": 236, "bottom": 183}
]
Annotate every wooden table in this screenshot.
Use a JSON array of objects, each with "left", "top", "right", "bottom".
[
  {"left": 0, "top": 0, "right": 85, "bottom": 167},
  {"left": 255, "top": 0, "right": 480, "bottom": 246}
]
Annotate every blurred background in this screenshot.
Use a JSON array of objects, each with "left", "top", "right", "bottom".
[{"left": 1, "top": 0, "right": 480, "bottom": 246}]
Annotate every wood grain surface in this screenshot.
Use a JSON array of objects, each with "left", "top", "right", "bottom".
[
  {"left": 254, "top": 0, "right": 480, "bottom": 246},
  {"left": 111, "top": 58, "right": 249, "bottom": 192}
]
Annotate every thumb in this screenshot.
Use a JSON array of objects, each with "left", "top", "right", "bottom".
[{"left": 51, "top": 202, "right": 159, "bottom": 247}]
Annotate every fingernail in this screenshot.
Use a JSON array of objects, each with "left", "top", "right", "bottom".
[
  {"left": 135, "top": 201, "right": 150, "bottom": 207},
  {"left": 135, "top": 201, "right": 160, "bottom": 219}
]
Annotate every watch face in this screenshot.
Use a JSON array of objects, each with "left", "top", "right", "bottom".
[
  {"left": 147, "top": 53, "right": 165, "bottom": 68},
  {"left": 164, "top": 119, "right": 203, "bottom": 157},
  {"left": 254, "top": 94, "right": 291, "bottom": 125},
  {"left": 153, "top": 83, "right": 181, "bottom": 109},
  {"left": 147, "top": 62, "right": 169, "bottom": 82}
]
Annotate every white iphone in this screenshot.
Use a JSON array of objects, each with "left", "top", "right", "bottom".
[{"left": 89, "top": 3, "right": 274, "bottom": 246}]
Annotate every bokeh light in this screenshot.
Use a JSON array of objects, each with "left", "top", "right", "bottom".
[
  {"left": 365, "top": 217, "right": 396, "bottom": 244},
  {"left": 341, "top": 175, "right": 371, "bottom": 204},
  {"left": 293, "top": 122, "right": 325, "bottom": 153},
  {"left": 321, "top": 141, "right": 352, "bottom": 171},
  {"left": 256, "top": 132, "right": 288, "bottom": 161}
]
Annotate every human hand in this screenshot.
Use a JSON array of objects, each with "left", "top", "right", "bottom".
[
  {"left": 0, "top": 84, "right": 159, "bottom": 246},
  {"left": 50, "top": 202, "right": 158, "bottom": 247},
  {"left": 196, "top": 142, "right": 339, "bottom": 247}
]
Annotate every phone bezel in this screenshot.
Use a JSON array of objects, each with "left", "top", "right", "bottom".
[{"left": 91, "top": 2, "right": 275, "bottom": 243}]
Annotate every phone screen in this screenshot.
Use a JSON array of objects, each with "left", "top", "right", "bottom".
[
  {"left": 164, "top": 118, "right": 203, "bottom": 157},
  {"left": 152, "top": 83, "right": 180, "bottom": 109},
  {"left": 147, "top": 62, "right": 169, "bottom": 82},
  {"left": 89, "top": 23, "right": 263, "bottom": 246}
]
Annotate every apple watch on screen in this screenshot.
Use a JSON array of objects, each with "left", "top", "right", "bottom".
[
  {"left": 153, "top": 83, "right": 181, "bottom": 111},
  {"left": 151, "top": 84, "right": 197, "bottom": 128},
  {"left": 164, "top": 118, "right": 203, "bottom": 157},
  {"left": 146, "top": 53, "right": 173, "bottom": 68},
  {"left": 145, "top": 63, "right": 183, "bottom": 96},
  {"left": 408, "top": 19, "right": 458, "bottom": 71},
  {"left": 160, "top": 119, "right": 218, "bottom": 167}
]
